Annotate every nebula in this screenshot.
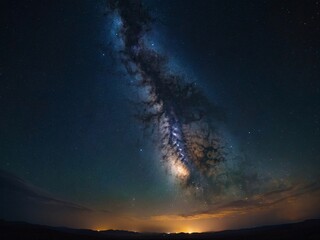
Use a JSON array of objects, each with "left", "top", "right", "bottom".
[{"left": 108, "top": 0, "right": 229, "bottom": 194}]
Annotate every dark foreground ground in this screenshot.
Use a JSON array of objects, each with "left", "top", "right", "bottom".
[{"left": 1, "top": 219, "right": 319, "bottom": 240}]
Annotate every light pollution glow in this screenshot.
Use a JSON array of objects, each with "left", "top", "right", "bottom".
[{"left": 69, "top": 181, "right": 320, "bottom": 233}]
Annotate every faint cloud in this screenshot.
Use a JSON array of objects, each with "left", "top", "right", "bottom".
[
  {"left": 150, "top": 180, "right": 320, "bottom": 221},
  {"left": 0, "top": 169, "right": 92, "bottom": 213}
]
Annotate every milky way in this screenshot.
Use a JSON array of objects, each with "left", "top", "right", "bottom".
[{"left": 108, "top": 0, "right": 229, "bottom": 194}]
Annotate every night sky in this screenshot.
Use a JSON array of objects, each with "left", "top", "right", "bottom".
[{"left": 1, "top": 0, "right": 320, "bottom": 233}]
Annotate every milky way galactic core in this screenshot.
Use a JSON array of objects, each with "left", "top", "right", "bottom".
[{"left": 108, "top": 0, "right": 230, "bottom": 195}]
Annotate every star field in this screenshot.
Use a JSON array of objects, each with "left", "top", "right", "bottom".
[{"left": 0, "top": 0, "right": 319, "bottom": 232}]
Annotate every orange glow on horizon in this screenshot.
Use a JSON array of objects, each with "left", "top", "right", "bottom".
[{"left": 86, "top": 185, "right": 320, "bottom": 234}]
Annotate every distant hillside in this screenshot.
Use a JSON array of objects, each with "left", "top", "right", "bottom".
[{"left": 1, "top": 219, "right": 320, "bottom": 240}]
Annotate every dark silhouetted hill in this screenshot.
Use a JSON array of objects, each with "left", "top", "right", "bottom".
[{"left": 0, "top": 219, "right": 320, "bottom": 239}]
